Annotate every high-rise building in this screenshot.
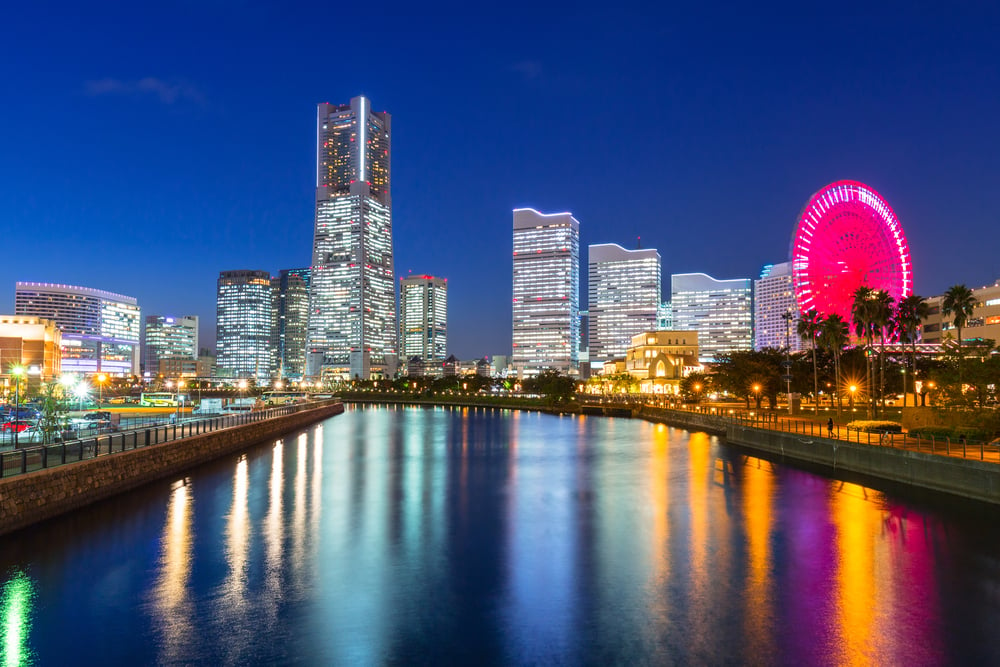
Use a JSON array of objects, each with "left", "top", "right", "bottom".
[
  {"left": 306, "top": 96, "right": 396, "bottom": 380},
  {"left": 754, "top": 262, "right": 801, "bottom": 352},
  {"left": 671, "top": 272, "right": 753, "bottom": 363},
  {"left": 15, "top": 282, "right": 140, "bottom": 376},
  {"left": 216, "top": 270, "right": 272, "bottom": 381},
  {"left": 272, "top": 269, "right": 310, "bottom": 379},
  {"left": 657, "top": 301, "right": 673, "bottom": 330},
  {"left": 399, "top": 275, "right": 447, "bottom": 374},
  {"left": 588, "top": 243, "right": 661, "bottom": 364},
  {"left": 144, "top": 315, "right": 198, "bottom": 374},
  {"left": 512, "top": 208, "right": 580, "bottom": 376}
]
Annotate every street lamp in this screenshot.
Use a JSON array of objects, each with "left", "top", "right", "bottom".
[
  {"left": 849, "top": 384, "right": 858, "bottom": 410},
  {"left": 96, "top": 373, "right": 107, "bottom": 406},
  {"left": 752, "top": 383, "right": 761, "bottom": 410},
  {"left": 10, "top": 365, "right": 25, "bottom": 449}
]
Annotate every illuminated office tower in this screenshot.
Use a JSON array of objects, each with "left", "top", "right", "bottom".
[
  {"left": 216, "top": 270, "right": 272, "bottom": 381},
  {"left": 15, "top": 282, "right": 140, "bottom": 376},
  {"left": 306, "top": 96, "right": 396, "bottom": 380},
  {"left": 512, "top": 208, "right": 580, "bottom": 376},
  {"left": 754, "top": 262, "right": 801, "bottom": 352},
  {"left": 399, "top": 275, "right": 447, "bottom": 374},
  {"left": 588, "top": 243, "right": 661, "bottom": 364},
  {"left": 272, "top": 269, "right": 309, "bottom": 379},
  {"left": 144, "top": 315, "right": 199, "bottom": 372},
  {"left": 671, "top": 272, "right": 753, "bottom": 363}
]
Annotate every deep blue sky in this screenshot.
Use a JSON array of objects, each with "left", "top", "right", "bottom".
[{"left": 3, "top": 2, "right": 999, "bottom": 359}]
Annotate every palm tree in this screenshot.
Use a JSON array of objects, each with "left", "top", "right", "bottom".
[
  {"left": 851, "top": 286, "right": 877, "bottom": 417},
  {"left": 871, "top": 290, "right": 895, "bottom": 414},
  {"left": 941, "top": 284, "right": 976, "bottom": 389},
  {"left": 896, "top": 294, "right": 929, "bottom": 406},
  {"left": 796, "top": 308, "right": 823, "bottom": 413},
  {"left": 819, "top": 314, "right": 849, "bottom": 416}
]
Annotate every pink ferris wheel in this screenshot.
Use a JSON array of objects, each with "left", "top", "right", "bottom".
[{"left": 791, "top": 180, "right": 912, "bottom": 325}]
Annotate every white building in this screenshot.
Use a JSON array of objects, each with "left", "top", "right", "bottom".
[
  {"left": 216, "top": 270, "right": 272, "bottom": 381},
  {"left": 671, "top": 273, "right": 753, "bottom": 363},
  {"left": 306, "top": 96, "right": 396, "bottom": 380},
  {"left": 15, "top": 282, "right": 140, "bottom": 376},
  {"left": 588, "top": 243, "right": 661, "bottom": 364},
  {"left": 512, "top": 208, "right": 580, "bottom": 376},
  {"left": 754, "top": 262, "right": 801, "bottom": 352},
  {"left": 399, "top": 275, "right": 447, "bottom": 373}
]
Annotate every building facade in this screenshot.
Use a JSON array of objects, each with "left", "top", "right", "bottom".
[
  {"left": 0, "top": 316, "right": 62, "bottom": 392},
  {"left": 921, "top": 279, "right": 1000, "bottom": 346},
  {"left": 754, "top": 262, "right": 801, "bottom": 352},
  {"left": 306, "top": 96, "right": 396, "bottom": 380},
  {"left": 623, "top": 330, "right": 700, "bottom": 394},
  {"left": 399, "top": 275, "right": 447, "bottom": 374},
  {"left": 15, "top": 282, "right": 140, "bottom": 376},
  {"left": 216, "top": 270, "right": 272, "bottom": 381},
  {"left": 144, "top": 315, "right": 198, "bottom": 375},
  {"left": 588, "top": 243, "right": 661, "bottom": 364},
  {"left": 272, "top": 269, "right": 309, "bottom": 379},
  {"left": 671, "top": 273, "right": 753, "bottom": 363},
  {"left": 512, "top": 208, "right": 580, "bottom": 376}
]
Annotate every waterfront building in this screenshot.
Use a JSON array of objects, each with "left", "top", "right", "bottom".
[
  {"left": 588, "top": 243, "right": 661, "bottom": 365},
  {"left": 623, "top": 330, "right": 700, "bottom": 394},
  {"left": 671, "top": 273, "right": 753, "bottom": 363},
  {"left": 306, "top": 96, "right": 396, "bottom": 380},
  {"left": 399, "top": 275, "right": 447, "bottom": 375},
  {"left": 0, "top": 315, "right": 62, "bottom": 392},
  {"left": 144, "top": 315, "right": 198, "bottom": 375},
  {"left": 216, "top": 270, "right": 272, "bottom": 381},
  {"left": 754, "top": 262, "right": 801, "bottom": 352},
  {"left": 272, "top": 270, "right": 309, "bottom": 379},
  {"left": 512, "top": 208, "right": 580, "bottom": 376},
  {"left": 921, "top": 278, "right": 1000, "bottom": 345},
  {"left": 15, "top": 282, "right": 140, "bottom": 376}
]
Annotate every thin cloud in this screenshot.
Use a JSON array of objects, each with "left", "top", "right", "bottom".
[
  {"left": 84, "top": 77, "right": 205, "bottom": 105},
  {"left": 510, "top": 60, "right": 543, "bottom": 81}
]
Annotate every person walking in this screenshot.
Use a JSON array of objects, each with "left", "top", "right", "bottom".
[{"left": 827, "top": 417, "right": 834, "bottom": 437}]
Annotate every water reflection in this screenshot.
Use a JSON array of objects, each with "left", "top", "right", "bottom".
[
  {"left": 0, "top": 570, "right": 34, "bottom": 667},
  {"left": 151, "top": 479, "right": 194, "bottom": 664}
]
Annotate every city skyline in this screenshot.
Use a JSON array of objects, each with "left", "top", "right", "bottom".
[{"left": 3, "top": 4, "right": 1000, "bottom": 359}]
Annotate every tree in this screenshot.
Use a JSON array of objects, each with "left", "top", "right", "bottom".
[
  {"left": 871, "top": 289, "right": 895, "bottom": 414},
  {"left": 37, "top": 382, "right": 70, "bottom": 445},
  {"left": 679, "top": 372, "right": 712, "bottom": 402},
  {"left": 524, "top": 370, "right": 577, "bottom": 406},
  {"left": 896, "top": 294, "right": 929, "bottom": 406},
  {"left": 851, "top": 286, "right": 877, "bottom": 417},
  {"left": 714, "top": 350, "right": 783, "bottom": 409},
  {"left": 819, "top": 314, "right": 849, "bottom": 416},
  {"left": 941, "top": 284, "right": 976, "bottom": 389},
  {"left": 796, "top": 308, "right": 823, "bottom": 413}
]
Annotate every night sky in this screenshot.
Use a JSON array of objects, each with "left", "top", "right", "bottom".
[{"left": 3, "top": 2, "right": 999, "bottom": 359}]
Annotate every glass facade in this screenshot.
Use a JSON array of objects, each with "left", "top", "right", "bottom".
[
  {"left": 399, "top": 275, "right": 447, "bottom": 371},
  {"left": 587, "top": 243, "right": 661, "bottom": 364},
  {"left": 754, "top": 262, "right": 801, "bottom": 352},
  {"left": 144, "top": 315, "right": 199, "bottom": 374},
  {"left": 671, "top": 273, "right": 753, "bottom": 363},
  {"left": 272, "top": 270, "right": 309, "bottom": 379},
  {"left": 216, "top": 270, "right": 272, "bottom": 381},
  {"left": 512, "top": 209, "right": 580, "bottom": 376},
  {"left": 14, "top": 282, "right": 140, "bottom": 376},
  {"left": 307, "top": 96, "right": 396, "bottom": 380}
]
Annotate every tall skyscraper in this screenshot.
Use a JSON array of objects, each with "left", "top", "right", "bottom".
[
  {"left": 671, "top": 272, "right": 753, "bottom": 363},
  {"left": 144, "top": 315, "right": 199, "bottom": 373},
  {"left": 512, "top": 208, "right": 580, "bottom": 376},
  {"left": 15, "top": 282, "right": 140, "bottom": 376},
  {"left": 588, "top": 243, "right": 661, "bottom": 364},
  {"left": 306, "top": 96, "right": 396, "bottom": 380},
  {"left": 754, "top": 262, "right": 801, "bottom": 352},
  {"left": 399, "top": 275, "right": 448, "bottom": 373},
  {"left": 272, "top": 269, "right": 309, "bottom": 379},
  {"left": 216, "top": 270, "right": 272, "bottom": 381}
]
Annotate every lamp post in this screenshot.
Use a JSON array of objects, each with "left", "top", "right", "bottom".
[
  {"left": 781, "top": 310, "right": 794, "bottom": 415},
  {"left": 849, "top": 384, "right": 858, "bottom": 410},
  {"left": 177, "top": 380, "right": 186, "bottom": 423},
  {"left": 96, "top": 373, "right": 107, "bottom": 407},
  {"left": 11, "top": 365, "right": 25, "bottom": 449},
  {"left": 752, "top": 383, "right": 761, "bottom": 411}
]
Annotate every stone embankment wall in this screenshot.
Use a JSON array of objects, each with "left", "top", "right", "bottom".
[
  {"left": 0, "top": 402, "right": 344, "bottom": 537},
  {"left": 638, "top": 406, "right": 1000, "bottom": 505}
]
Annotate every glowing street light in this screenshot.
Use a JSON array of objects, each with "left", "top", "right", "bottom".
[
  {"left": 10, "top": 365, "right": 25, "bottom": 449},
  {"left": 96, "top": 373, "right": 108, "bottom": 406},
  {"left": 849, "top": 384, "right": 858, "bottom": 410}
]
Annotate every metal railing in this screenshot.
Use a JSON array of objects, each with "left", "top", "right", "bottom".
[{"left": 0, "top": 400, "right": 338, "bottom": 479}]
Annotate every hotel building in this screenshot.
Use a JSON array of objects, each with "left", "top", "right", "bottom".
[
  {"left": 671, "top": 273, "right": 753, "bottom": 363},
  {"left": 588, "top": 243, "right": 661, "bottom": 364},
  {"left": 512, "top": 208, "right": 580, "bottom": 376},
  {"left": 216, "top": 270, "right": 272, "bottom": 381},
  {"left": 754, "top": 262, "right": 801, "bottom": 352},
  {"left": 306, "top": 96, "right": 396, "bottom": 380},
  {"left": 14, "top": 282, "right": 140, "bottom": 376}
]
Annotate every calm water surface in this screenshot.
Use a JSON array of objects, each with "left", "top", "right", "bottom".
[{"left": 1, "top": 405, "right": 999, "bottom": 665}]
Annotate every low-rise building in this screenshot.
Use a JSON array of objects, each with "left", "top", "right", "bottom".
[
  {"left": 921, "top": 279, "right": 1000, "bottom": 346},
  {"left": 0, "top": 315, "right": 62, "bottom": 391},
  {"left": 624, "top": 330, "right": 700, "bottom": 394}
]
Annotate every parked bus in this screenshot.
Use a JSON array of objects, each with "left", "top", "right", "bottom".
[
  {"left": 262, "top": 391, "right": 308, "bottom": 406},
  {"left": 139, "top": 392, "right": 188, "bottom": 407}
]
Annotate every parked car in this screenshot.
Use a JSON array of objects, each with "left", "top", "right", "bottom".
[
  {"left": 71, "top": 412, "right": 112, "bottom": 428},
  {"left": 2, "top": 419, "right": 37, "bottom": 433},
  {"left": 6, "top": 407, "right": 41, "bottom": 421}
]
